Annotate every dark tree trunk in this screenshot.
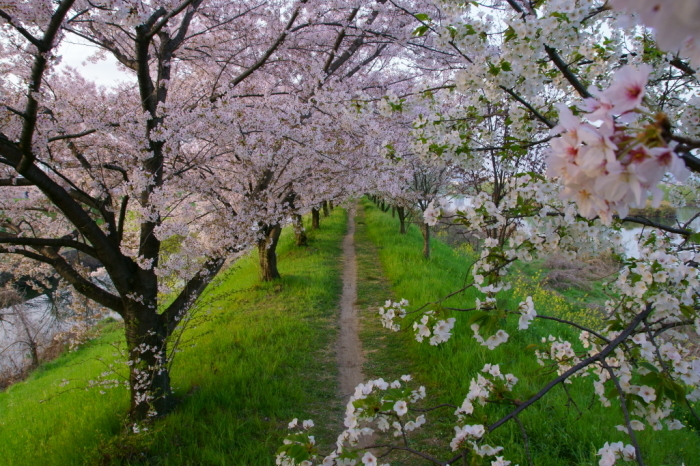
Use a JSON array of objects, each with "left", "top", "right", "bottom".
[
  {"left": 328, "top": 200, "right": 334, "bottom": 211},
  {"left": 391, "top": 205, "right": 395, "bottom": 218},
  {"left": 421, "top": 221, "right": 430, "bottom": 259},
  {"left": 257, "top": 223, "right": 282, "bottom": 281},
  {"left": 124, "top": 302, "right": 175, "bottom": 420},
  {"left": 311, "top": 208, "right": 320, "bottom": 229},
  {"left": 292, "top": 214, "right": 307, "bottom": 246},
  {"left": 397, "top": 207, "right": 407, "bottom": 234},
  {"left": 322, "top": 200, "right": 329, "bottom": 217}
]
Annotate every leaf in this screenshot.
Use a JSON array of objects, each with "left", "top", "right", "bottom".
[
  {"left": 688, "top": 233, "right": 700, "bottom": 244},
  {"left": 467, "top": 311, "right": 491, "bottom": 326},
  {"left": 607, "top": 319, "right": 625, "bottom": 332},
  {"left": 504, "top": 26, "right": 516, "bottom": 42},
  {"left": 662, "top": 379, "right": 686, "bottom": 402},
  {"left": 447, "top": 25, "right": 457, "bottom": 39},
  {"left": 501, "top": 61, "right": 512, "bottom": 72},
  {"left": 286, "top": 444, "right": 310, "bottom": 462},
  {"left": 680, "top": 304, "right": 696, "bottom": 320},
  {"left": 412, "top": 25, "right": 430, "bottom": 37},
  {"left": 639, "top": 362, "right": 659, "bottom": 373},
  {"left": 639, "top": 371, "right": 662, "bottom": 387},
  {"left": 414, "top": 13, "right": 430, "bottom": 22},
  {"left": 550, "top": 12, "right": 570, "bottom": 23}
]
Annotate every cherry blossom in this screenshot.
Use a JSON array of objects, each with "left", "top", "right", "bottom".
[{"left": 548, "top": 65, "right": 690, "bottom": 223}]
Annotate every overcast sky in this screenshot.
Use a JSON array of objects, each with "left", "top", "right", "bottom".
[{"left": 57, "top": 38, "right": 134, "bottom": 87}]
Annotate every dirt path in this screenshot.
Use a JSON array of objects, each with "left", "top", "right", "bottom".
[{"left": 338, "top": 206, "right": 366, "bottom": 401}]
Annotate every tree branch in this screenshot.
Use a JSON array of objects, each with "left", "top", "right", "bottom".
[
  {"left": 0, "top": 132, "right": 131, "bottom": 293},
  {"left": 0, "top": 177, "right": 33, "bottom": 187},
  {"left": 0, "top": 246, "right": 123, "bottom": 313},
  {"left": 0, "top": 9, "right": 43, "bottom": 49},
  {"left": 0, "top": 234, "right": 97, "bottom": 257},
  {"left": 499, "top": 86, "right": 554, "bottom": 128},
  {"left": 146, "top": 0, "right": 199, "bottom": 40},
  {"left": 16, "top": 0, "right": 78, "bottom": 173},
  {"left": 161, "top": 256, "right": 226, "bottom": 335},
  {"left": 603, "top": 361, "right": 646, "bottom": 466},
  {"left": 47, "top": 129, "right": 97, "bottom": 142},
  {"left": 544, "top": 45, "right": 592, "bottom": 99},
  {"left": 228, "top": 0, "right": 308, "bottom": 89},
  {"left": 486, "top": 305, "right": 653, "bottom": 432}
]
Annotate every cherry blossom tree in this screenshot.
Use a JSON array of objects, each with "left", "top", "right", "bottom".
[
  {"left": 277, "top": 1, "right": 700, "bottom": 465},
  {"left": 0, "top": 0, "right": 424, "bottom": 421}
]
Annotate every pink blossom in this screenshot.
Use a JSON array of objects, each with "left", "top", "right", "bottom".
[{"left": 601, "top": 65, "right": 652, "bottom": 115}]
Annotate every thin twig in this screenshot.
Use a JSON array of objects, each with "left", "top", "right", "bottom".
[
  {"left": 513, "top": 415, "right": 534, "bottom": 466},
  {"left": 602, "top": 361, "right": 645, "bottom": 466}
]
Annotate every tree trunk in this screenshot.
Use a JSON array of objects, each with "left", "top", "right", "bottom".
[
  {"left": 124, "top": 304, "right": 175, "bottom": 420},
  {"left": 397, "top": 207, "right": 407, "bottom": 234},
  {"left": 421, "top": 221, "right": 430, "bottom": 259},
  {"left": 292, "top": 214, "right": 307, "bottom": 246},
  {"left": 322, "top": 200, "right": 329, "bottom": 217},
  {"left": 311, "top": 208, "right": 320, "bottom": 229},
  {"left": 328, "top": 200, "right": 334, "bottom": 211},
  {"left": 391, "top": 205, "right": 395, "bottom": 218},
  {"left": 16, "top": 308, "right": 40, "bottom": 369},
  {"left": 26, "top": 340, "right": 39, "bottom": 369},
  {"left": 257, "top": 223, "right": 282, "bottom": 281}
]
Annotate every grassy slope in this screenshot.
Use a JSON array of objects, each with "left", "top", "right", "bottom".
[
  {"left": 0, "top": 209, "right": 347, "bottom": 466},
  {"left": 355, "top": 199, "right": 700, "bottom": 466}
]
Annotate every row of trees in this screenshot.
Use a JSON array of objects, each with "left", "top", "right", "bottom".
[
  {"left": 0, "top": 0, "right": 426, "bottom": 419},
  {"left": 2, "top": 1, "right": 700, "bottom": 464},
  {"left": 277, "top": 1, "right": 700, "bottom": 466}
]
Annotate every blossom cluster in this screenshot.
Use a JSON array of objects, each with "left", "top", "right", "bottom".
[
  {"left": 280, "top": 372, "right": 522, "bottom": 465},
  {"left": 455, "top": 364, "right": 519, "bottom": 421},
  {"left": 379, "top": 300, "right": 457, "bottom": 346},
  {"left": 517, "top": 297, "right": 536, "bottom": 330},
  {"left": 611, "top": 0, "right": 700, "bottom": 67},
  {"left": 278, "top": 376, "right": 425, "bottom": 466},
  {"left": 534, "top": 335, "right": 582, "bottom": 380},
  {"left": 547, "top": 65, "right": 690, "bottom": 224},
  {"left": 377, "top": 299, "right": 407, "bottom": 331},
  {"left": 470, "top": 323, "right": 509, "bottom": 350},
  {"left": 597, "top": 441, "right": 636, "bottom": 466},
  {"left": 412, "top": 312, "right": 456, "bottom": 345}
]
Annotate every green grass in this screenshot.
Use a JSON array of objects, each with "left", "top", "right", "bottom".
[
  {"left": 354, "top": 198, "right": 700, "bottom": 466},
  {"left": 0, "top": 210, "right": 347, "bottom": 466},
  {"left": 3, "top": 201, "right": 698, "bottom": 466}
]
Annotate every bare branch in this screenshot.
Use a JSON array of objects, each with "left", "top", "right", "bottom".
[
  {"left": 47, "top": 129, "right": 97, "bottom": 142},
  {"left": 0, "top": 234, "right": 97, "bottom": 257},
  {"left": 0, "top": 177, "right": 33, "bottom": 187}
]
